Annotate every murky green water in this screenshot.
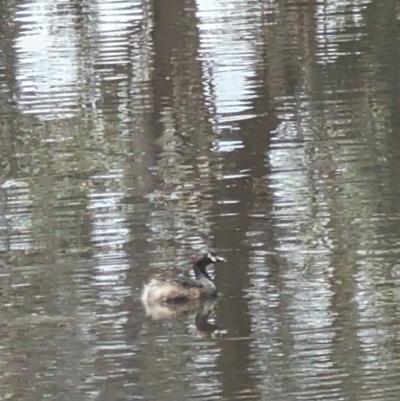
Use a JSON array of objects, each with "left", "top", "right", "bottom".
[{"left": 1, "top": 0, "right": 400, "bottom": 400}]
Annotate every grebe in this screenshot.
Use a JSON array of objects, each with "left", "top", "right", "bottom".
[{"left": 141, "top": 252, "right": 226, "bottom": 303}]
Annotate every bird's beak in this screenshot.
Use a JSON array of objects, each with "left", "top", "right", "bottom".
[{"left": 216, "top": 256, "right": 226, "bottom": 262}]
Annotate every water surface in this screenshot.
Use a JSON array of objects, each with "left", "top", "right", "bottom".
[{"left": 1, "top": 0, "right": 400, "bottom": 400}]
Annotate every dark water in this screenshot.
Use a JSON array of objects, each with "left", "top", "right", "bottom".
[{"left": 1, "top": 0, "right": 400, "bottom": 400}]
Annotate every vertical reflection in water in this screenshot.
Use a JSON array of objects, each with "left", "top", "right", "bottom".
[
  {"left": 199, "top": 2, "right": 275, "bottom": 399},
  {"left": 148, "top": 0, "right": 216, "bottom": 260},
  {"left": 0, "top": 189, "right": 7, "bottom": 253},
  {"left": 355, "top": 260, "right": 398, "bottom": 400},
  {"left": 290, "top": 272, "right": 335, "bottom": 397},
  {"left": 316, "top": 0, "right": 371, "bottom": 66},
  {"left": 189, "top": 341, "right": 221, "bottom": 399},
  {"left": 14, "top": 1, "right": 79, "bottom": 118},
  {"left": 2, "top": 182, "right": 31, "bottom": 252},
  {"left": 201, "top": 0, "right": 278, "bottom": 395},
  {"left": 197, "top": 0, "right": 265, "bottom": 122},
  {"left": 246, "top": 249, "right": 269, "bottom": 389},
  {"left": 88, "top": 189, "right": 136, "bottom": 395}
]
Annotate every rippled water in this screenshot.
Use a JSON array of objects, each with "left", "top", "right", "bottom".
[{"left": 1, "top": 0, "right": 400, "bottom": 400}]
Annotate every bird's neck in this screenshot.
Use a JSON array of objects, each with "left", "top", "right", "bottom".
[{"left": 193, "top": 263, "right": 213, "bottom": 282}]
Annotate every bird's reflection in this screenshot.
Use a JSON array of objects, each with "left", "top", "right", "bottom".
[
  {"left": 142, "top": 298, "right": 223, "bottom": 338},
  {"left": 194, "top": 299, "right": 223, "bottom": 339}
]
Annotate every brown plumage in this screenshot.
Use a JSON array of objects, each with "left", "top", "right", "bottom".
[{"left": 141, "top": 252, "right": 226, "bottom": 304}]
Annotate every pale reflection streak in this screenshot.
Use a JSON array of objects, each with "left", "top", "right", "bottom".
[
  {"left": 355, "top": 258, "right": 399, "bottom": 385},
  {"left": 189, "top": 347, "right": 221, "bottom": 399},
  {"left": 2, "top": 181, "right": 34, "bottom": 252},
  {"left": 14, "top": 0, "right": 147, "bottom": 119},
  {"left": 267, "top": 66, "right": 343, "bottom": 400},
  {"left": 86, "top": 0, "right": 145, "bottom": 386},
  {"left": 197, "top": 0, "right": 262, "bottom": 122},
  {"left": 14, "top": 0, "right": 79, "bottom": 118},
  {"left": 316, "top": 0, "right": 372, "bottom": 64},
  {"left": 87, "top": 186, "right": 135, "bottom": 390}
]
